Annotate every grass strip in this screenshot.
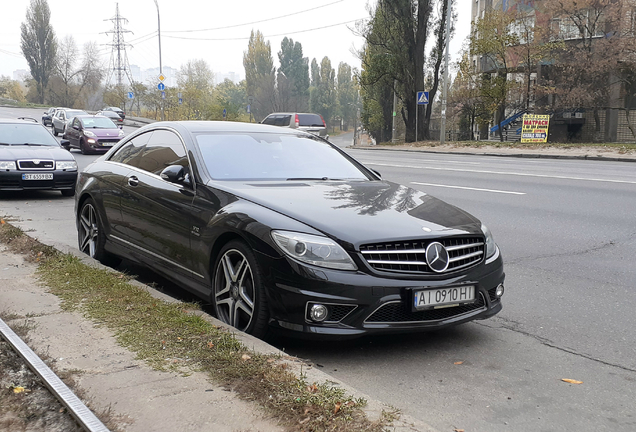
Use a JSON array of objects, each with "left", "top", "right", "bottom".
[
  {"left": 375, "top": 140, "right": 636, "bottom": 152},
  {"left": 0, "top": 220, "right": 390, "bottom": 432}
]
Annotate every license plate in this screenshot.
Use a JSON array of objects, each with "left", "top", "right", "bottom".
[
  {"left": 413, "top": 286, "right": 475, "bottom": 310},
  {"left": 101, "top": 143, "right": 114, "bottom": 147},
  {"left": 22, "top": 173, "right": 53, "bottom": 180}
]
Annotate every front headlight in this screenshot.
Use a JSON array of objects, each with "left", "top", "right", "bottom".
[
  {"left": 481, "top": 224, "right": 497, "bottom": 258},
  {"left": 271, "top": 230, "right": 357, "bottom": 271},
  {"left": 0, "top": 161, "right": 17, "bottom": 170},
  {"left": 83, "top": 130, "right": 96, "bottom": 137},
  {"left": 56, "top": 161, "right": 77, "bottom": 171},
  {"left": 118, "top": 129, "right": 125, "bottom": 137}
]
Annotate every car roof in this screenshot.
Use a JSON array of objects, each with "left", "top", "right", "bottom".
[
  {"left": 0, "top": 117, "right": 49, "bottom": 125},
  {"left": 139, "top": 120, "right": 315, "bottom": 136}
]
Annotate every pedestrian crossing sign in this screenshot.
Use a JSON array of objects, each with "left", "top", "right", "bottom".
[{"left": 417, "top": 91, "right": 429, "bottom": 105}]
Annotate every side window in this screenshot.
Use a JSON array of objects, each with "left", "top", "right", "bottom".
[
  {"left": 73, "top": 118, "right": 80, "bottom": 128},
  {"left": 276, "top": 115, "right": 292, "bottom": 126},
  {"left": 109, "top": 132, "right": 152, "bottom": 167},
  {"left": 136, "top": 130, "right": 188, "bottom": 176},
  {"left": 262, "top": 116, "right": 276, "bottom": 125}
]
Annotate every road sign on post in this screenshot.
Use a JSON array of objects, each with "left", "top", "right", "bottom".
[
  {"left": 223, "top": 108, "right": 227, "bottom": 119},
  {"left": 127, "top": 92, "right": 134, "bottom": 99},
  {"left": 161, "top": 91, "right": 166, "bottom": 99},
  {"left": 158, "top": 83, "right": 165, "bottom": 91},
  {"left": 417, "top": 91, "right": 429, "bottom": 105},
  {"left": 178, "top": 98, "right": 183, "bottom": 105}
]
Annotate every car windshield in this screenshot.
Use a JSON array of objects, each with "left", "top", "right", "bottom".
[
  {"left": 81, "top": 117, "right": 117, "bottom": 129},
  {"left": 195, "top": 132, "right": 369, "bottom": 181},
  {"left": 66, "top": 110, "right": 87, "bottom": 118},
  {"left": 0, "top": 123, "right": 60, "bottom": 146}
]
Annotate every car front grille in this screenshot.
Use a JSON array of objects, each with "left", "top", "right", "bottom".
[
  {"left": 360, "top": 236, "right": 485, "bottom": 275},
  {"left": 365, "top": 293, "right": 486, "bottom": 323},
  {"left": 98, "top": 138, "right": 120, "bottom": 144},
  {"left": 17, "top": 159, "right": 55, "bottom": 170}
]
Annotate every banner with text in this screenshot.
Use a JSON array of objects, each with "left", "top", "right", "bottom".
[{"left": 521, "top": 114, "right": 550, "bottom": 143}]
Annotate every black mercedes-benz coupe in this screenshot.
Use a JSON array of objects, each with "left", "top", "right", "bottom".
[{"left": 75, "top": 121, "right": 505, "bottom": 339}]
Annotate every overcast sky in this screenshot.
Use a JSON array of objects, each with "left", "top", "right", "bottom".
[{"left": 1, "top": 0, "right": 471, "bottom": 83}]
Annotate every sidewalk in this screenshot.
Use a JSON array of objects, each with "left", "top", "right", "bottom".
[
  {"left": 0, "top": 244, "right": 438, "bottom": 432},
  {"left": 352, "top": 142, "right": 636, "bottom": 162}
]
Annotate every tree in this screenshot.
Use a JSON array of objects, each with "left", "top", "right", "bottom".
[
  {"left": 177, "top": 59, "right": 214, "bottom": 119},
  {"left": 277, "top": 37, "right": 309, "bottom": 111},
  {"left": 216, "top": 79, "right": 249, "bottom": 121},
  {"left": 243, "top": 30, "right": 276, "bottom": 121},
  {"left": 337, "top": 62, "right": 358, "bottom": 130},
  {"left": 359, "top": 0, "right": 437, "bottom": 142},
  {"left": 0, "top": 76, "right": 26, "bottom": 102},
  {"left": 309, "top": 57, "right": 337, "bottom": 130},
  {"left": 359, "top": 43, "right": 393, "bottom": 142},
  {"left": 20, "top": 0, "right": 57, "bottom": 104}
]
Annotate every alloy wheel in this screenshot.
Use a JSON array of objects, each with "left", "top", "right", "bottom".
[
  {"left": 214, "top": 249, "right": 255, "bottom": 332},
  {"left": 78, "top": 203, "right": 99, "bottom": 258}
]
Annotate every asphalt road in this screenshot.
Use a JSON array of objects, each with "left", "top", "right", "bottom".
[{"left": 1, "top": 106, "right": 635, "bottom": 431}]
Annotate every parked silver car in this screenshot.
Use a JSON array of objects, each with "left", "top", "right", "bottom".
[{"left": 261, "top": 112, "right": 329, "bottom": 140}]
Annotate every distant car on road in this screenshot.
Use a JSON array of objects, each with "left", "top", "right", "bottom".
[
  {"left": 96, "top": 110, "right": 124, "bottom": 127},
  {"left": 62, "top": 115, "right": 125, "bottom": 154},
  {"left": 0, "top": 117, "right": 77, "bottom": 196},
  {"left": 41, "top": 107, "right": 60, "bottom": 126},
  {"left": 52, "top": 108, "right": 88, "bottom": 137},
  {"left": 261, "top": 112, "right": 329, "bottom": 140},
  {"left": 74, "top": 120, "right": 504, "bottom": 339},
  {"left": 101, "top": 106, "right": 125, "bottom": 120}
]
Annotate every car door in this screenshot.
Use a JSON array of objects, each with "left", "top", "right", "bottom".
[
  {"left": 119, "top": 129, "right": 195, "bottom": 280},
  {"left": 67, "top": 117, "right": 81, "bottom": 148}
]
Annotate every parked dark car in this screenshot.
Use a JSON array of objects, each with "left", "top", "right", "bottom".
[
  {"left": 52, "top": 108, "right": 88, "bottom": 136},
  {"left": 75, "top": 121, "right": 504, "bottom": 339},
  {"left": 62, "top": 115, "right": 125, "bottom": 154},
  {"left": 42, "top": 107, "right": 59, "bottom": 126},
  {"left": 102, "top": 106, "right": 125, "bottom": 120},
  {"left": 0, "top": 118, "right": 77, "bottom": 196},
  {"left": 262, "top": 112, "right": 329, "bottom": 140},
  {"left": 96, "top": 110, "right": 124, "bottom": 127}
]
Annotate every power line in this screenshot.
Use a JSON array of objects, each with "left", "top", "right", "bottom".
[
  {"left": 162, "top": 18, "right": 367, "bottom": 41},
  {"left": 104, "top": 3, "right": 134, "bottom": 87},
  {"left": 163, "top": 0, "right": 344, "bottom": 34},
  {"left": 0, "top": 48, "right": 23, "bottom": 59}
]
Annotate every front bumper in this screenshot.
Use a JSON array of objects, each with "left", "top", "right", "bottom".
[
  {"left": 0, "top": 170, "right": 77, "bottom": 191},
  {"left": 259, "top": 250, "right": 505, "bottom": 339}
]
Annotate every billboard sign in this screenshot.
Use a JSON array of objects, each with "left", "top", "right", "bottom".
[{"left": 521, "top": 114, "right": 550, "bottom": 143}]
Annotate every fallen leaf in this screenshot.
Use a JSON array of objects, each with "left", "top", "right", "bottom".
[
  {"left": 333, "top": 402, "right": 341, "bottom": 414},
  {"left": 561, "top": 378, "right": 583, "bottom": 384},
  {"left": 0, "top": 219, "right": 5, "bottom": 224},
  {"left": 454, "top": 361, "right": 464, "bottom": 365},
  {"left": 13, "top": 386, "right": 25, "bottom": 394},
  {"left": 306, "top": 384, "right": 318, "bottom": 393},
  {"left": 454, "top": 429, "right": 465, "bottom": 432},
  {"left": 207, "top": 342, "right": 214, "bottom": 348},
  {"left": 299, "top": 416, "right": 311, "bottom": 424},
  {"left": 241, "top": 354, "right": 251, "bottom": 361},
  {"left": 37, "top": 251, "right": 43, "bottom": 257}
]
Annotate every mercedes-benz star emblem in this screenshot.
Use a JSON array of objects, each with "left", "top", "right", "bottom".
[{"left": 425, "top": 242, "right": 450, "bottom": 273}]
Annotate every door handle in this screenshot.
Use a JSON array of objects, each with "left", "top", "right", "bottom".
[{"left": 127, "top": 176, "right": 139, "bottom": 187}]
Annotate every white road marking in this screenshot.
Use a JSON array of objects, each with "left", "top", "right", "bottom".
[
  {"left": 411, "top": 182, "right": 526, "bottom": 195},
  {"left": 364, "top": 162, "right": 636, "bottom": 185}
]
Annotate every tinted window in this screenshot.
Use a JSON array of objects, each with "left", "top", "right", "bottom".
[
  {"left": 262, "top": 116, "right": 277, "bottom": 125},
  {"left": 275, "top": 115, "right": 292, "bottom": 126},
  {"left": 137, "top": 130, "right": 188, "bottom": 175},
  {"left": 109, "top": 132, "right": 152, "bottom": 167},
  {"left": 297, "top": 114, "right": 323, "bottom": 127},
  {"left": 195, "top": 132, "right": 367, "bottom": 181},
  {"left": 0, "top": 123, "right": 60, "bottom": 146}
]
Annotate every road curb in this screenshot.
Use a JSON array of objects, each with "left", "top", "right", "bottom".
[{"left": 351, "top": 145, "right": 636, "bottom": 163}]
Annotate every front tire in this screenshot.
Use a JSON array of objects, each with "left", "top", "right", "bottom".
[
  {"left": 212, "top": 240, "right": 269, "bottom": 338},
  {"left": 79, "top": 139, "right": 89, "bottom": 155},
  {"left": 78, "top": 198, "right": 121, "bottom": 267}
]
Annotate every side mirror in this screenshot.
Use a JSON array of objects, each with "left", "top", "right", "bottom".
[
  {"left": 160, "top": 165, "right": 190, "bottom": 186},
  {"left": 60, "top": 139, "right": 71, "bottom": 150},
  {"left": 73, "top": 125, "right": 79, "bottom": 130}
]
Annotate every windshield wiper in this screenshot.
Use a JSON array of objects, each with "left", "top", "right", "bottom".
[
  {"left": 18, "top": 143, "right": 45, "bottom": 146},
  {"left": 286, "top": 177, "right": 340, "bottom": 181}
]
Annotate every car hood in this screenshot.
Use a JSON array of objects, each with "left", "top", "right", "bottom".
[
  {"left": 86, "top": 129, "right": 121, "bottom": 138},
  {"left": 1, "top": 145, "right": 74, "bottom": 161},
  {"left": 212, "top": 180, "right": 481, "bottom": 246}
]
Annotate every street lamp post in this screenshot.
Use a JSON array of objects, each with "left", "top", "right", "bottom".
[
  {"left": 153, "top": 0, "right": 164, "bottom": 121},
  {"left": 440, "top": 0, "right": 452, "bottom": 145}
]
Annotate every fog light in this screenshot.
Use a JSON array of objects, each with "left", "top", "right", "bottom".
[
  {"left": 309, "top": 304, "right": 328, "bottom": 322},
  {"left": 495, "top": 284, "right": 505, "bottom": 298},
  {"left": 88, "top": 139, "right": 96, "bottom": 144}
]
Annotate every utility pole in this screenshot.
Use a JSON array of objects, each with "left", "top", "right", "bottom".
[
  {"left": 153, "top": 0, "right": 164, "bottom": 121},
  {"left": 391, "top": 79, "right": 398, "bottom": 143},
  {"left": 440, "top": 0, "right": 452, "bottom": 145}
]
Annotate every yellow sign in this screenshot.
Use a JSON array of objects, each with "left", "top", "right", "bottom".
[
  {"left": 158, "top": 74, "right": 166, "bottom": 82},
  {"left": 521, "top": 114, "right": 550, "bottom": 143}
]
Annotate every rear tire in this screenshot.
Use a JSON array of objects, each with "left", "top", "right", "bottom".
[
  {"left": 212, "top": 240, "right": 270, "bottom": 338},
  {"left": 77, "top": 198, "right": 121, "bottom": 267},
  {"left": 52, "top": 125, "right": 58, "bottom": 136}
]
